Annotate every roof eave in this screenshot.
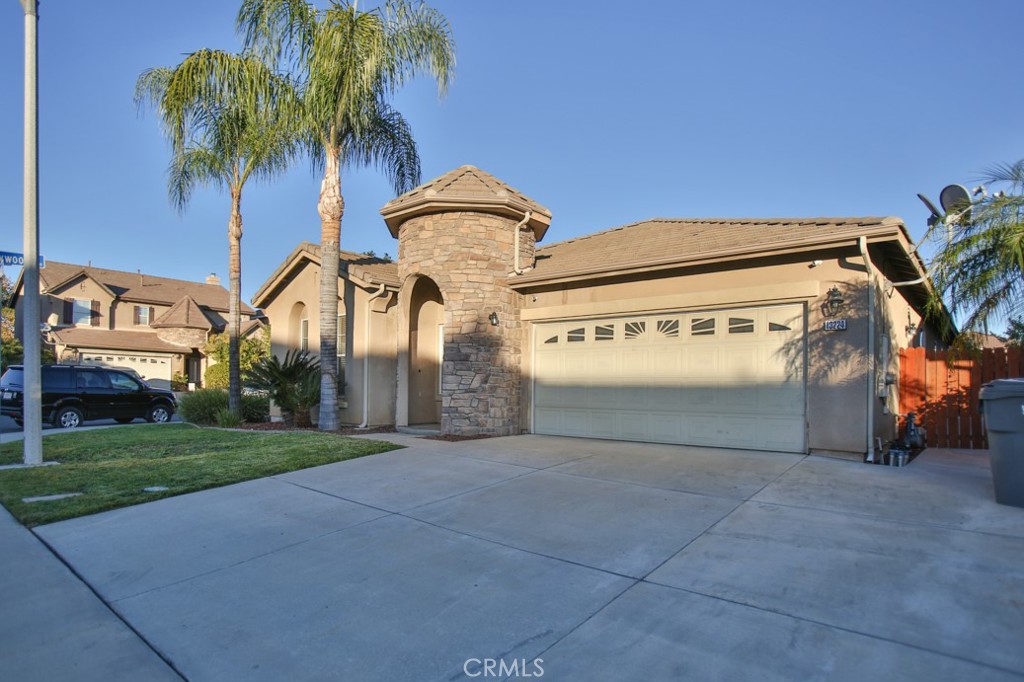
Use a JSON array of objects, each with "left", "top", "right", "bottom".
[
  {"left": 512, "top": 227, "right": 906, "bottom": 289},
  {"left": 380, "top": 197, "right": 552, "bottom": 241}
]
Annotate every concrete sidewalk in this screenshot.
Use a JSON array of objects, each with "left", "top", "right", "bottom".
[
  {"left": 6, "top": 434, "right": 1024, "bottom": 681},
  {"left": 0, "top": 506, "right": 181, "bottom": 680}
]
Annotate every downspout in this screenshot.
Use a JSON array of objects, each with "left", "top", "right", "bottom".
[
  {"left": 512, "top": 211, "right": 534, "bottom": 275},
  {"left": 358, "top": 282, "right": 389, "bottom": 429},
  {"left": 858, "top": 237, "right": 876, "bottom": 462}
]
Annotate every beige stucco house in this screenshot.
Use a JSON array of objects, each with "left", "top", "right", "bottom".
[
  {"left": 253, "top": 165, "right": 945, "bottom": 459},
  {"left": 11, "top": 261, "right": 258, "bottom": 390}
]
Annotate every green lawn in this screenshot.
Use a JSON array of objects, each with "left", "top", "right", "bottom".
[{"left": 0, "top": 424, "right": 401, "bottom": 527}]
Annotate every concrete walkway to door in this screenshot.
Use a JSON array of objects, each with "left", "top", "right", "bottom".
[{"left": 11, "top": 434, "right": 1024, "bottom": 681}]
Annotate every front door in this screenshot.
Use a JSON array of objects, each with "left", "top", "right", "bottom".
[{"left": 408, "top": 278, "right": 444, "bottom": 425}]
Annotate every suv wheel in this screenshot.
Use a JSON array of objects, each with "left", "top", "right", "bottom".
[
  {"left": 55, "top": 406, "right": 83, "bottom": 429},
  {"left": 147, "top": 404, "right": 172, "bottom": 423}
]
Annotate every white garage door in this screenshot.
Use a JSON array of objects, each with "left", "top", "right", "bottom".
[
  {"left": 532, "top": 304, "right": 806, "bottom": 452},
  {"left": 79, "top": 351, "right": 174, "bottom": 390}
]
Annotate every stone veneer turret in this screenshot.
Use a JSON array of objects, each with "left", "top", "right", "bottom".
[{"left": 381, "top": 166, "right": 552, "bottom": 436}]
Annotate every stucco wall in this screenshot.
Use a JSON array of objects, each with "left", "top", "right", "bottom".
[{"left": 259, "top": 256, "right": 399, "bottom": 426}]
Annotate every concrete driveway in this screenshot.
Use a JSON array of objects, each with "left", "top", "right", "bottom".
[{"left": 17, "top": 435, "right": 1024, "bottom": 680}]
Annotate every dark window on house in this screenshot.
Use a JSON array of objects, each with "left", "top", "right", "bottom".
[
  {"left": 624, "top": 321, "right": 646, "bottom": 340},
  {"left": 337, "top": 314, "right": 347, "bottom": 369},
  {"left": 768, "top": 322, "right": 791, "bottom": 332},
  {"left": 134, "top": 305, "right": 155, "bottom": 326},
  {"left": 544, "top": 335, "right": 558, "bottom": 344},
  {"left": 728, "top": 317, "right": 755, "bottom": 334},
  {"left": 567, "top": 328, "right": 586, "bottom": 342},
  {"left": 595, "top": 324, "right": 614, "bottom": 341},
  {"left": 690, "top": 318, "right": 715, "bottom": 336},
  {"left": 65, "top": 298, "right": 97, "bottom": 326},
  {"left": 656, "top": 319, "right": 680, "bottom": 337}
]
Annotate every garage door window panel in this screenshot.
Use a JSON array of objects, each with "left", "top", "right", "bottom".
[
  {"left": 728, "top": 317, "right": 755, "bottom": 334},
  {"left": 690, "top": 317, "right": 715, "bottom": 336}
]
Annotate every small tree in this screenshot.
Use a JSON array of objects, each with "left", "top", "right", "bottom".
[
  {"left": 244, "top": 350, "right": 321, "bottom": 427},
  {"left": 1006, "top": 317, "right": 1024, "bottom": 348},
  {"left": 205, "top": 327, "right": 270, "bottom": 388},
  {"left": 1, "top": 273, "right": 17, "bottom": 373}
]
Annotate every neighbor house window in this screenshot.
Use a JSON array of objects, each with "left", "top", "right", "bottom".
[
  {"left": 69, "top": 298, "right": 95, "bottom": 326},
  {"left": 300, "top": 318, "right": 309, "bottom": 352},
  {"left": 134, "top": 305, "right": 155, "bottom": 326}
]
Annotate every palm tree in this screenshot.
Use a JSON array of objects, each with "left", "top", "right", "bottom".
[
  {"left": 925, "top": 160, "right": 1024, "bottom": 339},
  {"left": 237, "top": 0, "right": 455, "bottom": 430},
  {"left": 136, "top": 50, "right": 298, "bottom": 417}
]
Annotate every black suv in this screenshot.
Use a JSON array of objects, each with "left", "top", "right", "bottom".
[{"left": 0, "top": 365, "right": 176, "bottom": 428}]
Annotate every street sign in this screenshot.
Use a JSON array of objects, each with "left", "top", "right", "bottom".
[{"left": 0, "top": 250, "right": 45, "bottom": 267}]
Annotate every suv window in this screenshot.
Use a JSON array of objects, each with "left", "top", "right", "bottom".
[
  {"left": 77, "top": 369, "right": 111, "bottom": 390},
  {"left": 42, "top": 366, "right": 74, "bottom": 390},
  {"left": 1, "top": 368, "right": 23, "bottom": 388},
  {"left": 108, "top": 371, "right": 142, "bottom": 392}
]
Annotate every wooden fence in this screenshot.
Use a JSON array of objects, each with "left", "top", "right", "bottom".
[{"left": 899, "top": 346, "right": 1024, "bottom": 449}]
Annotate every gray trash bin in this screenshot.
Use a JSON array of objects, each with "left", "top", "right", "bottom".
[{"left": 979, "top": 378, "right": 1024, "bottom": 508}]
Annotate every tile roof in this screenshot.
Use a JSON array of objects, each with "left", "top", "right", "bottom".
[
  {"left": 250, "top": 242, "right": 399, "bottom": 307},
  {"left": 380, "top": 165, "right": 552, "bottom": 239},
  {"left": 515, "top": 216, "right": 909, "bottom": 285},
  {"left": 51, "top": 328, "right": 191, "bottom": 354},
  {"left": 151, "top": 296, "right": 214, "bottom": 330},
  {"left": 38, "top": 260, "right": 251, "bottom": 313}
]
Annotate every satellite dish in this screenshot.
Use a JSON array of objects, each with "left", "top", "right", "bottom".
[
  {"left": 916, "top": 193, "right": 943, "bottom": 219},
  {"left": 939, "top": 184, "right": 972, "bottom": 222}
]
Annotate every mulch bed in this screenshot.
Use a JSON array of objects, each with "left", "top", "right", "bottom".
[
  {"left": 236, "top": 423, "right": 397, "bottom": 436},
  {"left": 422, "top": 434, "right": 494, "bottom": 442}
]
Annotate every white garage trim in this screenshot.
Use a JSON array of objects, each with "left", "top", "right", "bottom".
[
  {"left": 531, "top": 304, "right": 807, "bottom": 453},
  {"left": 520, "top": 281, "right": 819, "bottom": 321}
]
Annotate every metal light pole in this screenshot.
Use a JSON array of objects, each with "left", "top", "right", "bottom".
[{"left": 20, "top": 0, "right": 42, "bottom": 465}]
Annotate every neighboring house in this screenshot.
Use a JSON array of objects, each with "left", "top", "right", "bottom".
[
  {"left": 965, "top": 332, "right": 1007, "bottom": 349},
  {"left": 11, "top": 261, "right": 258, "bottom": 390},
  {"left": 254, "top": 165, "right": 948, "bottom": 459}
]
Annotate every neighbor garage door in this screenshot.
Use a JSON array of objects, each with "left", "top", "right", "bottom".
[
  {"left": 532, "top": 304, "right": 806, "bottom": 452},
  {"left": 79, "top": 350, "right": 174, "bottom": 389}
]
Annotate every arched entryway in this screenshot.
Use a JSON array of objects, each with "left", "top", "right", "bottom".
[{"left": 407, "top": 277, "right": 444, "bottom": 425}]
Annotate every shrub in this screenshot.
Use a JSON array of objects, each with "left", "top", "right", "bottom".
[
  {"left": 241, "top": 393, "right": 270, "bottom": 423},
  {"left": 244, "top": 351, "right": 320, "bottom": 427},
  {"left": 215, "top": 407, "right": 243, "bottom": 428},
  {"left": 177, "top": 388, "right": 269, "bottom": 425},
  {"left": 171, "top": 372, "right": 189, "bottom": 392},
  {"left": 204, "top": 362, "right": 229, "bottom": 389},
  {"left": 178, "top": 389, "right": 227, "bottom": 425}
]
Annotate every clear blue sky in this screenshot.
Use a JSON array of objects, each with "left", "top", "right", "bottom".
[{"left": 2, "top": 0, "right": 1022, "bottom": 325}]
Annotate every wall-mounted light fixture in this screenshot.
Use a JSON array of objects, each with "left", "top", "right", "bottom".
[
  {"left": 488, "top": 312, "right": 499, "bottom": 326},
  {"left": 905, "top": 312, "right": 917, "bottom": 337},
  {"left": 822, "top": 286, "right": 845, "bottom": 317}
]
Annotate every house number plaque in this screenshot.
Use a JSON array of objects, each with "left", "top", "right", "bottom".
[{"left": 823, "top": 319, "right": 847, "bottom": 331}]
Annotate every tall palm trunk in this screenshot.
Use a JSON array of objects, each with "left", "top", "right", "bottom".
[
  {"left": 228, "top": 187, "right": 243, "bottom": 416},
  {"left": 317, "top": 143, "right": 343, "bottom": 430}
]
